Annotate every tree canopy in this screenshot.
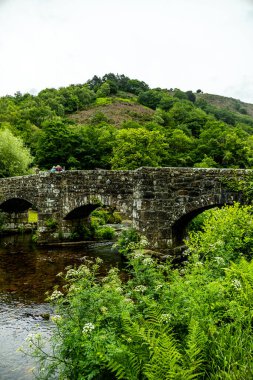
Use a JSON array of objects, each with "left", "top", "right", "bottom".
[{"left": 0, "top": 128, "right": 33, "bottom": 177}]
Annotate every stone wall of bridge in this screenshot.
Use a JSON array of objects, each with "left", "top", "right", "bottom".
[
  {"left": 0, "top": 167, "right": 252, "bottom": 252},
  {"left": 132, "top": 167, "right": 249, "bottom": 250}
]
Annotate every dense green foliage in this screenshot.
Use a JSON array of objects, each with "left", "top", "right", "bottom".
[
  {"left": 0, "top": 128, "right": 33, "bottom": 177},
  {"left": 186, "top": 203, "right": 253, "bottom": 264},
  {"left": 2, "top": 72, "right": 253, "bottom": 175},
  {"left": 24, "top": 204, "right": 253, "bottom": 379}
]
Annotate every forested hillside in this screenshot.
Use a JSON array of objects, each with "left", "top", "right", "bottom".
[{"left": 1, "top": 73, "right": 253, "bottom": 177}]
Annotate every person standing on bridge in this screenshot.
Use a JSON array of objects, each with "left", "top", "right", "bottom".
[{"left": 55, "top": 165, "right": 63, "bottom": 172}]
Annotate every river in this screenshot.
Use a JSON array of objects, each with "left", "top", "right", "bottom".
[{"left": 0, "top": 234, "right": 122, "bottom": 379}]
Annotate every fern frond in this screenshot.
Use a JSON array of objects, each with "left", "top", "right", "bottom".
[
  {"left": 143, "top": 332, "right": 182, "bottom": 380},
  {"left": 104, "top": 349, "right": 142, "bottom": 380},
  {"left": 181, "top": 319, "right": 206, "bottom": 379}
]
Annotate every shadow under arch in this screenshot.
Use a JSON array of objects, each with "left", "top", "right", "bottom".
[
  {"left": 0, "top": 198, "right": 34, "bottom": 213},
  {"left": 62, "top": 202, "right": 117, "bottom": 241},
  {"left": 64, "top": 203, "right": 102, "bottom": 220},
  {"left": 172, "top": 203, "right": 223, "bottom": 247}
]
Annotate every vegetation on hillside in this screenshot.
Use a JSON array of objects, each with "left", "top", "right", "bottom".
[{"left": 2, "top": 73, "right": 253, "bottom": 176}]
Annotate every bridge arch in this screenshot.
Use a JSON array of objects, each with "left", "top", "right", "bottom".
[
  {"left": 0, "top": 197, "right": 34, "bottom": 213},
  {"left": 170, "top": 190, "right": 238, "bottom": 248},
  {"left": 61, "top": 195, "right": 126, "bottom": 240},
  {"left": 0, "top": 197, "right": 38, "bottom": 232},
  {"left": 172, "top": 204, "right": 223, "bottom": 247},
  {"left": 64, "top": 204, "right": 101, "bottom": 220},
  {"left": 62, "top": 193, "right": 131, "bottom": 221}
]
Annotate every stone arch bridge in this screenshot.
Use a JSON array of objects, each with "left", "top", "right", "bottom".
[{"left": 0, "top": 167, "right": 251, "bottom": 252}]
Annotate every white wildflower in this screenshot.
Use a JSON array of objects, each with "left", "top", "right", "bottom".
[
  {"left": 132, "top": 252, "right": 145, "bottom": 259},
  {"left": 50, "top": 290, "right": 63, "bottom": 300},
  {"left": 140, "top": 237, "right": 148, "bottom": 248},
  {"left": 214, "top": 257, "right": 225, "bottom": 265},
  {"left": 232, "top": 279, "right": 242, "bottom": 290},
  {"left": 134, "top": 285, "right": 147, "bottom": 293},
  {"left": 124, "top": 298, "right": 133, "bottom": 303},
  {"left": 195, "top": 261, "right": 203, "bottom": 266},
  {"left": 100, "top": 306, "right": 108, "bottom": 314},
  {"left": 51, "top": 315, "right": 62, "bottom": 323},
  {"left": 79, "top": 266, "right": 91, "bottom": 276},
  {"left": 82, "top": 322, "right": 95, "bottom": 334},
  {"left": 25, "top": 333, "right": 42, "bottom": 346},
  {"left": 160, "top": 313, "right": 172, "bottom": 323},
  {"left": 143, "top": 257, "right": 154, "bottom": 266},
  {"left": 65, "top": 268, "right": 78, "bottom": 279}
]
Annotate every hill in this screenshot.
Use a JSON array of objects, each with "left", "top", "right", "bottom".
[
  {"left": 68, "top": 97, "right": 154, "bottom": 127},
  {"left": 1, "top": 72, "right": 253, "bottom": 176},
  {"left": 196, "top": 92, "right": 253, "bottom": 118}
]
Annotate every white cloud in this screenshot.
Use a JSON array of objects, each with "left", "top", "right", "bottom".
[{"left": 0, "top": 0, "right": 253, "bottom": 103}]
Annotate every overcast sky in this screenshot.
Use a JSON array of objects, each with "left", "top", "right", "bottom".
[{"left": 0, "top": 0, "right": 253, "bottom": 102}]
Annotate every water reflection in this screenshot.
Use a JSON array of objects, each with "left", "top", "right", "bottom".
[{"left": 0, "top": 234, "right": 122, "bottom": 379}]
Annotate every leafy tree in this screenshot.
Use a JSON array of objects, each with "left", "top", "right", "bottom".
[
  {"left": 69, "top": 124, "right": 116, "bottom": 169},
  {"left": 196, "top": 121, "right": 253, "bottom": 168},
  {"left": 0, "top": 96, "right": 21, "bottom": 125},
  {"left": 185, "top": 90, "right": 196, "bottom": 103},
  {"left": 106, "top": 80, "right": 118, "bottom": 95},
  {"left": 126, "top": 79, "right": 149, "bottom": 95},
  {"left": 111, "top": 127, "right": 167, "bottom": 169},
  {"left": 158, "top": 94, "right": 176, "bottom": 111},
  {"left": 96, "top": 82, "right": 111, "bottom": 98},
  {"left": 173, "top": 88, "right": 188, "bottom": 100},
  {"left": 167, "top": 100, "right": 194, "bottom": 125},
  {"left": 57, "top": 85, "right": 95, "bottom": 113},
  {"left": 35, "top": 118, "right": 74, "bottom": 169},
  {"left": 101, "top": 74, "right": 118, "bottom": 94},
  {"left": 137, "top": 90, "right": 164, "bottom": 110},
  {"left": 164, "top": 128, "right": 195, "bottom": 167},
  {"left": 194, "top": 155, "right": 217, "bottom": 168},
  {"left": 0, "top": 128, "right": 33, "bottom": 177},
  {"left": 183, "top": 107, "right": 209, "bottom": 137},
  {"left": 86, "top": 75, "right": 103, "bottom": 92}
]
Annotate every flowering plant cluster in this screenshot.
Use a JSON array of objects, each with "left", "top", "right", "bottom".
[{"left": 25, "top": 207, "right": 253, "bottom": 379}]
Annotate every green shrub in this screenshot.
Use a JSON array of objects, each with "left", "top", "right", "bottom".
[
  {"left": 91, "top": 209, "right": 110, "bottom": 225},
  {"left": 112, "top": 211, "right": 122, "bottom": 223},
  {"left": 45, "top": 218, "right": 58, "bottom": 231},
  {"left": 69, "top": 223, "right": 92, "bottom": 241},
  {"left": 187, "top": 208, "right": 217, "bottom": 233},
  {"left": 115, "top": 228, "right": 142, "bottom": 255},
  {"left": 68, "top": 209, "right": 120, "bottom": 242},
  {"left": 186, "top": 203, "right": 253, "bottom": 264},
  {"left": 95, "top": 226, "right": 115, "bottom": 240},
  {"left": 94, "top": 97, "right": 112, "bottom": 106}
]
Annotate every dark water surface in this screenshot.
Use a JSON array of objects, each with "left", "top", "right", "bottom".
[{"left": 0, "top": 234, "right": 122, "bottom": 379}]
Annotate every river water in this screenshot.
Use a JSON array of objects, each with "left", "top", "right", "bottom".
[{"left": 0, "top": 234, "right": 122, "bottom": 379}]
